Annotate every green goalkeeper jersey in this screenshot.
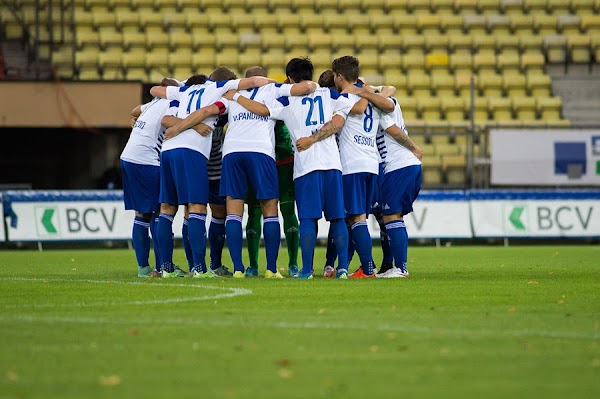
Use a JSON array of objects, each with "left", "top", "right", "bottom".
[{"left": 275, "top": 121, "right": 294, "bottom": 165}]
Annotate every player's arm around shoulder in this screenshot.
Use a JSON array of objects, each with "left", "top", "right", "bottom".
[
  {"left": 165, "top": 102, "right": 221, "bottom": 140},
  {"left": 224, "top": 90, "right": 271, "bottom": 116},
  {"left": 350, "top": 85, "right": 396, "bottom": 113},
  {"left": 296, "top": 114, "right": 346, "bottom": 152},
  {"left": 237, "top": 76, "right": 277, "bottom": 90},
  {"left": 385, "top": 124, "right": 423, "bottom": 161},
  {"left": 289, "top": 81, "right": 318, "bottom": 96}
]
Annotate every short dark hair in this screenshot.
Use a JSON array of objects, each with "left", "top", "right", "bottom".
[
  {"left": 210, "top": 66, "right": 237, "bottom": 81},
  {"left": 160, "top": 78, "right": 182, "bottom": 87},
  {"left": 285, "top": 57, "right": 313, "bottom": 83},
  {"left": 331, "top": 56, "right": 360, "bottom": 83},
  {"left": 245, "top": 66, "right": 268, "bottom": 78},
  {"left": 185, "top": 74, "right": 208, "bottom": 85},
  {"left": 318, "top": 69, "right": 335, "bottom": 88}
]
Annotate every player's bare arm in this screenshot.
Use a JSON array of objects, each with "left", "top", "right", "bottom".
[
  {"left": 289, "top": 81, "right": 318, "bottom": 96},
  {"left": 385, "top": 124, "right": 423, "bottom": 161},
  {"left": 296, "top": 114, "right": 346, "bottom": 152},
  {"left": 349, "top": 97, "right": 368, "bottom": 115},
  {"left": 130, "top": 104, "right": 142, "bottom": 127},
  {"left": 237, "top": 76, "right": 277, "bottom": 90},
  {"left": 379, "top": 85, "right": 397, "bottom": 98},
  {"left": 225, "top": 90, "right": 271, "bottom": 116},
  {"left": 354, "top": 86, "right": 396, "bottom": 113},
  {"left": 166, "top": 103, "right": 220, "bottom": 139},
  {"left": 149, "top": 86, "right": 167, "bottom": 98}
]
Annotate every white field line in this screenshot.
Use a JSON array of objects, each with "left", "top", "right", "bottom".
[{"left": 0, "top": 277, "right": 252, "bottom": 307}]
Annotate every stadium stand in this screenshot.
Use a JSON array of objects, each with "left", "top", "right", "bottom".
[{"left": 3, "top": 0, "right": 598, "bottom": 186}]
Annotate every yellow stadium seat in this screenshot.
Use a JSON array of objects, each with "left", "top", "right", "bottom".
[
  {"left": 425, "top": 53, "right": 450, "bottom": 73},
  {"left": 433, "top": 0, "right": 455, "bottom": 14},
  {"left": 145, "top": 48, "right": 169, "bottom": 70},
  {"left": 523, "top": 0, "right": 546, "bottom": 13},
  {"left": 231, "top": 14, "right": 255, "bottom": 34},
  {"left": 239, "top": 33, "right": 262, "bottom": 52},
  {"left": 534, "top": 15, "right": 558, "bottom": 36},
  {"left": 473, "top": 53, "right": 497, "bottom": 75},
  {"left": 547, "top": 0, "right": 570, "bottom": 14},
  {"left": 121, "top": 50, "right": 146, "bottom": 71},
  {"left": 398, "top": 96, "right": 417, "bottom": 120},
  {"left": 332, "top": 35, "right": 355, "bottom": 54},
  {"left": 384, "top": 0, "right": 409, "bottom": 13},
  {"left": 519, "top": 34, "right": 543, "bottom": 55},
  {"left": 285, "top": 34, "right": 308, "bottom": 54},
  {"left": 581, "top": 15, "right": 600, "bottom": 34},
  {"left": 379, "top": 53, "right": 402, "bottom": 72},
  {"left": 261, "top": 52, "right": 286, "bottom": 74},
  {"left": 497, "top": 53, "right": 521, "bottom": 75},
  {"left": 442, "top": 97, "right": 467, "bottom": 122},
  {"left": 168, "top": 48, "right": 192, "bottom": 70},
  {"left": 436, "top": 142, "right": 460, "bottom": 155},
  {"left": 99, "top": 49, "right": 124, "bottom": 79},
  {"left": 278, "top": 14, "right": 301, "bottom": 35},
  {"left": 511, "top": 15, "right": 534, "bottom": 36},
  {"left": 191, "top": 33, "right": 216, "bottom": 52},
  {"left": 356, "top": 35, "right": 379, "bottom": 54},
  {"left": 163, "top": 13, "right": 187, "bottom": 30},
  {"left": 146, "top": 27, "right": 169, "bottom": 49},
  {"left": 371, "top": 14, "right": 395, "bottom": 36},
  {"left": 75, "top": 29, "right": 98, "bottom": 50},
  {"left": 407, "top": 71, "right": 431, "bottom": 96},
  {"left": 454, "top": 0, "right": 479, "bottom": 14},
  {"left": 139, "top": 12, "right": 163, "bottom": 32},
  {"left": 377, "top": 34, "right": 402, "bottom": 52},
  {"left": 347, "top": 15, "right": 372, "bottom": 36},
  {"left": 504, "top": 73, "right": 527, "bottom": 96},
  {"left": 441, "top": 154, "right": 467, "bottom": 185},
  {"left": 215, "top": 33, "right": 240, "bottom": 51},
  {"left": 558, "top": 15, "right": 582, "bottom": 36},
  {"left": 450, "top": 53, "right": 473, "bottom": 75},
  {"left": 396, "top": 15, "right": 418, "bottom": 35},
  {"left": 115, "top": 11, "right": 138, "bottom": 32},
  {"left": 402, "top": 35, "right": 425, "bottom": 54},
  {"left": 301, "top": 14, "right": 325, "bottom": 35},
  {"left": 402, "top": 53, "right": 426, "bottom": 73},
  {"left": 448, "top": 34, "right": 473, "bottom": 54},
  {"left": 382, "top": 71, "right": 407, "bottom": 96},
  {"left": 215, "top": 50, "right": 239, "bottom": 69},
  {"left": 92, "top": 8, "right": 115, "bottom": 29},
  {"left": 261, "top": 34, "right": 285, "bottom": 52},
  {"left": 422, "top": 162, "right": 443, "bottom": 185},
  {"left": 520, "top": 53, "right": 545, "bottom": 74},
  {"left": 473, "top": 35, "right": 496, "bottom": 55},
  {"left": 472, "top": 96, "right": 490, "bottom": 124},
  {"left": 441, "top": 15, "right": 464, "bottom": 35},
  {"left": 487, "top": 15, "right": 511, "bottom": 35},
  {"left": 592, "top": 34, "right": 600, "bottom": 62},
  {"left": 418, "top": 15, "right": 441, "bottom": 35},
  {"left": 291, "top": 0, "right": 314, "bottom": 13},
  {"left": 512, "top": 96, "right": 537, "bottom": 121},
  {"left": 544, "top": 35, "right": 568, "bottom": 63},
  {"left": 537, "top": 97, "right": 562, "bottom": 121},
  {"left": 495, "top": 34, "right": 520, "bottom": 55},
  {"left": 456, "top": 73, "right": 477, "bottom": 97},
  {"left": 464, "top": 15, "right": 487, "bottom": 35},
  {"left": 572, "top": 0, "right": 596, "bottom": 15},
  {"left": 75, "top": 49, "right": 98, "bottom": 70},
  {"left": 478, "top": 0, "right": 501, "bottom": 14},
  {"left": 418, "top": 98, "right": 442, "bottom": 122},
  {"left": 78, "top": 66, "right": 102, "bottom": 80},
  {"left": 568, "top": 35, "right": 592, "bottom": 63},
  {"left": 169, "top": 30, "right": 192, "bottom": 51},
  {"left": 527, "top": 73, "right": 552, "bottom": 96},
  {"left": 190, "top": 50, "right": 215, "bottom": 72},
  {"left": 98, "top": 29, "right": 123, "bottom": 50},
  {"left": 432, "top": 73, "right": 456, "bottom": 96},
  {"left": 501, "top": 0, "right": 525, "bottom": 15},
  {"left": 425, "top": 34, "right": 449, "bottom": 53},
  {"left": 410, "top": 0, "right": 431, "bottom": 13},
  {"left": 360, "top": 0, "right": 385, "bottom": 14},
  {"left": 478, "top": 73, "right": 503, "bottom": 97}
]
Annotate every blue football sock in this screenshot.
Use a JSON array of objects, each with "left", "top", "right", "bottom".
[
  {"left": 330, "top": 219, "right": 349, "bottom": 272},
  {"left": 378, "top": 217, "right": 393, "bottom": 265},
  {"left": 324, "top": 225, "right": 337, "bottom": 267},
  {"left": 150, "top": 213, "right": 161, "bottom": 272},
  {"left": 132, "top": 216, "right": 151, "bottom": 267},
  {"left": 208, "top": 217, "right": 225, "bottom": 270},
  {"left": 346, "top": 221, "right": 355, "bottom": 265},
  {"left": 182, "top": 218, "right": 193, "bottom": 271},
  {"left": 188, "top": 212, "right": 207, "bottom": 273},
  {"left": 263, "top": 216, "right": 281, "bottom": 273},
  {"left": 299, "top": 218, "right": 317, "bottom": 275},
  {"left": 225, "top": 215, "right": 244, "bottom": 272},
  {"left": 156, "top": 213, "right": 174, "bottom": 273},
  {"left": 352, "top": 221, "right": 374, "bottom": 275},
  {"left": 385, "top": 219, "right": 408, "bottom": 272}
]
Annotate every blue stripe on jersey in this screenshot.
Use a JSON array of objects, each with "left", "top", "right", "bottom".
[
  {"left": 216, "top": 80, "right": 228, "bottom": 88},
  {"left": 169, "top": 100, "right": 179, "bottom": 108},
  {"left": 274, "top": 83, "right": 282, "bottom": 87},
  {"left": 329, "top": 88, "right": 342, "bottom": 100},
  {"left": 179, "top": 86, "right": 188, "bottom": 92},
  {"left": 276, "top": 96, "right": 289, "bottom": 106},
  {"left": 391, "top": 97, "right": 398, "bottom": 106}
]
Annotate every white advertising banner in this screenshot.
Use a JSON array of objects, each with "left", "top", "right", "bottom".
[
  {"left": 491, "top": 129, "right": 600, "bottom": 186},
  {"left": 471, "top": 200, "right": 600, "bottom": 237}
]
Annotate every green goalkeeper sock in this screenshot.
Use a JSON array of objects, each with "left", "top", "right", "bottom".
[
  {"left": 246, "top": 205, "right": 262, "bottom": 269},
  {"left": 280, "top": 201, "right": 299, "bottom": 267}
]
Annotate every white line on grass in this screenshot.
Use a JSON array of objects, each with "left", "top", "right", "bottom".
[
  {"left": 0, "top": 277, "right": 252, "bottom": 307},
  {"left": 0, "top": 314, "right": 598, "bottom": 341}
]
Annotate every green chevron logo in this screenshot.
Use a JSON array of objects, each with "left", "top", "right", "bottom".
[
  {"left": 40, "top": 207, "right": 58, "bottom": 234},
  {"left": 508, "top": 206, "right": 526, "bottom": 231}
]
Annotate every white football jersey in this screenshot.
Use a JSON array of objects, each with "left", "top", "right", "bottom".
[
  {"left": 266, "top": 87, "right": 353, "bottom": 179},
  {"left": 120, "top": 97, "right": 170, "bottom": 166},
  {"left": 379, "top": 97, "right": 421, "bottom": 174},
  {"left": 220, "top": 83, "right": 294, "bottom": 159},
  {"left": 161, "top": 79, "right": 241, "bottom": 158},
  {"left": 337, "top": 92, "right": 382, "bottom": 175}
]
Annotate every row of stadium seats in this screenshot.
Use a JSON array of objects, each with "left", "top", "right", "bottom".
[
  {"left": 57, "top": 12, "right": 600, "bottom": 35},
  {"left": 27, "top": 0, "right": 600, "bottom": 16}
]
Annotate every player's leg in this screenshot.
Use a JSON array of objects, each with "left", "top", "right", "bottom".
[
  {"left": 375, "top": 211, "right": 394, "bottom": 274},
  {"left": 221, "top": 153, "right": 250, "bottom": 277},
  {"left": 249, "top": 153, "right": 282, "bottom": 278},
  {"left": 181, "top": 207, "right": 193, "bottom": 271},
  {"left": 208, "top": 179, "right": 229, "bottom": 276},
  {"left": 323, "top": 224, "right": 337, "bottom": 277},
  {"left": 343, "top": 173, "right": 375, "bottom": 278},
  {"left": 187, "top": 202, "right": 209, "bottom": 276},
  {"left": 380, "top": 165, "right": 422, "bottom": 278},
  {"left": 322, "top": 170, "right": 349, "bottom": 279},
  {"left": 277, "top": 161, "right": 299, "bottom": 277},
  {"left": 245, "top": 188, "right": 261, "bottom": 276}
]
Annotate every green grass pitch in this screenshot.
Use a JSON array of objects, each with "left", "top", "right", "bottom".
[{"left": 1, "top": 245, "right": 599, "bottom": 399}]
